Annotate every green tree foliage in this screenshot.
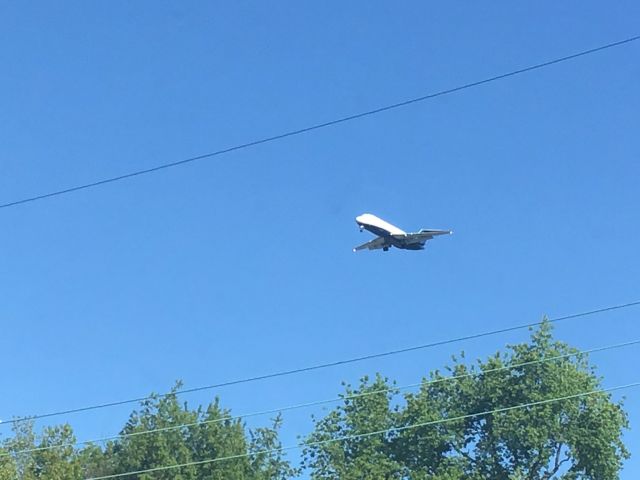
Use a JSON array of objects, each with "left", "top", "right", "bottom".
[
  {"left": 0, "top": 385, "right": 293, "bottom": 479},
  {"left": 1, "top": 420, "right": 83, "bottom": 479},
  {"left": 303, "top": 322, "right": 629, "bottom": 479},
  {"left": 303, "top": 375, "right": 403, "bottom": 479},
  {"left": 109, "top": 384, "right": 293, "bottom": 479},
  {"left": 0, "top": 323, "right": 630, "bottom": 479},
  {"left": 0, "top": 446, "right": 17, "bottom": 479}
]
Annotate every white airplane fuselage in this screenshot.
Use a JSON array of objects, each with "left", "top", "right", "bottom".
[{"left": 354, "top": 213, "right": 451, "bottom": 252}]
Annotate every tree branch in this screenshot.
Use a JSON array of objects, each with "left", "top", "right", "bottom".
[{"left": 542, "top": 443, "right": 568, "bottom": 479}]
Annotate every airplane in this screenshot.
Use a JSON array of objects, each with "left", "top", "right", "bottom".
[{"left": 353, "top": 213, "right": 452, "bottom": 252}]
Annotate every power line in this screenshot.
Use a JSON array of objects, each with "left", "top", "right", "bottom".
[
  {"left": 3, "top": 300, "right": 640, "bottom": 424},
  {"left": 86, "top": 382, "right": 640, "bottom": 480},
  {"left": 3, "top": 300, "right": 639, "bottom": 427},
  {"left": 1, "top": 35, "right": 639, "bottom": 211},
  {"left": 5, "top": 338, "right": 638, "bottom": 458}
]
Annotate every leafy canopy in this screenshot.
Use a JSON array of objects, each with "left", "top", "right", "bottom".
[
  {"left": 303, "top": 322, "right": 629, "bottom": 480},
  {"left": 1, "top": 322, "right": 630, "bottom": 479}
]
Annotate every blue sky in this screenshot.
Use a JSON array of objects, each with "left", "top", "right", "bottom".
[{"left": 1, "top": 0, "right": 639, "bottom": 476}]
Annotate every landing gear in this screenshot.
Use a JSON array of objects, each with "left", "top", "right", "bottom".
[{"left": 383, "top": 246, "right": 389, "bottom": 252}]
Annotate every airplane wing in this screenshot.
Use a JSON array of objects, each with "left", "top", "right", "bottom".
[
  {"left": 395, "top": 233, "right": 432, "bottom": 242},
  {"left": 393, "top": 229, "right": 452, "bottom": 246},
  {"left": 353, "top": 236, "right": 387, "bottom": 252},
  {"left": 418, "top": 229, "right": 452, "bottom": 237},
  {"left": 398, "top": 229, "right": 452, "bottom": 240}
]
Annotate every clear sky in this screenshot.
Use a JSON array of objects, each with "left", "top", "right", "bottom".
[{"left": 1, "top": 0, "right": 639, "bottom": 476}]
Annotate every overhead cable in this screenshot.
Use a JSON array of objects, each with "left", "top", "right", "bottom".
[
  {"left": 86, "top": 382, "right": 640, "bottom": 480},
  {"left": 1, "top": 35, "right": 638, "bottom": 210},
  {"left": 4, "top": 338, "right": 638, "bottom": 458},
  {"left": 3, "top": 300, "right": 639, "bottom": 427}
]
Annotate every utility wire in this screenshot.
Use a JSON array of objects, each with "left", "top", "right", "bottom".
[
  {"left": 86, "top": 382, "right": 640, "bottom": 480},
  {"left": 3, "top": 300, "right": 639, "bottom": 427},
  {"left": 1, "top": 35, "right": 639, "bottom": 211},
  {"left": 4, "top": 338, "right": 638, "bottom": 458}
]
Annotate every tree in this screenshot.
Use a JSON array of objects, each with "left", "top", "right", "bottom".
[
  {"left": 2, "top": 420, "right": 83, "bottom": 479},
  {"left": 303, "top": 322, "right": 629, "bottom": 479},
  {"left": 0, "top": 446, "right": 17, "bottom": 479},
  {"left": 1, "top": 384, "right": 293, "bottom": 480},
  {"left": 303, "top": 375, "right": 403, "bottom": 480},
  {"left": 108, "top": 383, "right": 293, "bottom": 479},
  {"left": 110, "top": 385, "right": 200, "bottom": 480},
  {"left": 2, "top": 323, "right": 629, "bottom": 479}
]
